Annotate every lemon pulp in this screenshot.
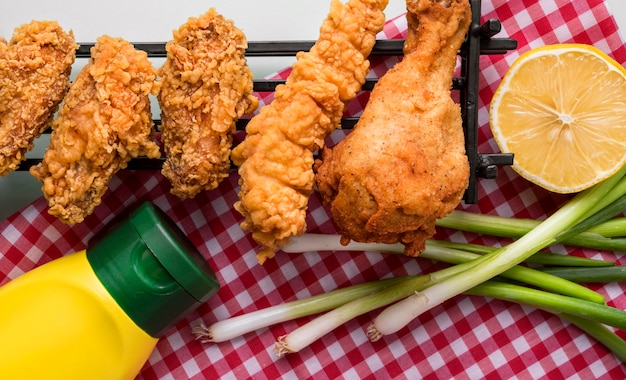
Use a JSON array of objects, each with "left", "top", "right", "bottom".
[{"left": 490, "top": 44, "right": 626, "bottom": 194}]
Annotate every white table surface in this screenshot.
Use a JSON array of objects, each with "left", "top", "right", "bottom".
[{"left": 0, "top": 0, "right": 625, "bottom": 220}]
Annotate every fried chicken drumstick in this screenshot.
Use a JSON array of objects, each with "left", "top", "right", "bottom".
[
  {"left": 231, "top": 0, "right": 389, "bottom": 263},
  {"left": 315, "top": 0, "right": 472, "bottom": 256},
  {"left": 158, "top": 9, "right": 257, "bottom": 199},
  {"left": 30, "top": 35, "right": 161, "bottom": 224},
  {"left": 0, "top": 20, "right": 77, "bottom": 175}
]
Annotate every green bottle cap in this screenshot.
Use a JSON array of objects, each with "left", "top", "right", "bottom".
[{"left": 87, "top": 202, "right": 220, "bottom": 338}]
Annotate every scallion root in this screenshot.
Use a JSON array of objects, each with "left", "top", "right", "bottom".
[{"left": 191, "top": 324, "right": 213, "bottom": 343}]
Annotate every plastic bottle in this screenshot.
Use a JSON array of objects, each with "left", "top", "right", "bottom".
[{"left": 0, "top": 202, "right": 220, "bottom": 379}]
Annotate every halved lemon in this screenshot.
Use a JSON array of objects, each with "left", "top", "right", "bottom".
[{"left": 489, "top": 43, "right": 626, "bottom": 194}]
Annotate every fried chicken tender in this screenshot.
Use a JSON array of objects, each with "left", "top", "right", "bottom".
[
  {"left": 231, "top": 0, "right": 389, "bottom": 263},
  {"left": 314, "top": 0, "right": 472, "bottom": 256},
  {"left": 0, "top": 20, "right": 77, "bottom": 175},
  {"left": 158, "top": 8, "right": 257, "bottom": 199},
  {"left": 30, "top": 35, "right": 160, "bottom": 224}
]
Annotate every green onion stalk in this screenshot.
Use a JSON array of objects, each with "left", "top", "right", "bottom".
[
  {"left": 537, "top": 266, "right": 626, "bottom": 283},
  {"left": 191, "top": 277, "right": 408, "bottom": 343},
  {"left": 438, "top": 205, "right": 626, "bottom": 252},
  {"left": 281, "top": 234, "right": 605, "bottom": 303},
  {"left": 432, "top": 240, "right": 613, "bottom": 267}
]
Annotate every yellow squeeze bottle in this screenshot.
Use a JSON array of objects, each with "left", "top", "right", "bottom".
[{"left": 0, "top": 202, "right": 219, "bottom": 380}]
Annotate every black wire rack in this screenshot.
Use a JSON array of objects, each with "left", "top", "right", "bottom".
[{"left": 17, "top": 0, "right": 516, "bottom": 204}]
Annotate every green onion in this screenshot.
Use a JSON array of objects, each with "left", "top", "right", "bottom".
[
  {"left": 283, "top": 234, "right": 605, "bottom": 303},
  {"left": 432, "top": 240, "right": 614, "bottom": 267},
  {"left": 424, "top": 240, "right": 604, "bottom": 303},
  {"left": 284, "top": 233, "right": 613, "bottom": 267},
  {"left": 464, "top": 280, "right": 626, "bottom": 330},
  {"left": 589, "top": 217, "right": 626, "bottom": 238},
  {"left": 437, "top": 210, "right": 539, "bottom": 238},
  {"left": 537, "top": 266, "right": 626, "bottom": 283},
  {"left": 369, "top": 167, "right": 626, "bottom": 339},
  {"left": 437, "top": 211, "right": 626, "bottom": 252},
  {"left": 555, "top": 193, "right": 626, "bottom": 245},
  {"left": 191, "top": 277, "right": 407, "bottom": 342},
  {"left": 585, "top": 175, "right": 626, "bottom": 219},
  {"left": 275, "top": 275, "right": 431, "bottom": 355}
]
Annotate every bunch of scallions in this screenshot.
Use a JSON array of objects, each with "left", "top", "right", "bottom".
[{"left": 193, "top": 166, "right": 626, "bottom": 362}]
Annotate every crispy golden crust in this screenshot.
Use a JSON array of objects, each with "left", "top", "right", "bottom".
[
  {"left": 231, "top": 0, "right": 389, "bottom": 263},
  {"left": 0, "top": 20, "right": 77, "bottom": 175},
  {"left": 30, "top": 35, "right": 160, "bottom": 224},
  {"left": 315, "top": 0, "right": 472, "bottom": 256},
  {"left": 158, "top": 8, "right": 257, "bottom": 199}
]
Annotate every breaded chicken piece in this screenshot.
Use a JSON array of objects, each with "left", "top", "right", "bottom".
[
  {"left": 231, "top": 0, "right": 389, "bottom": 263},
  {"left": 30, "top": 35, "right": 160, "bottom": 224},
  {"left": 158, "top": 8, "right": 257, "bottom": 199},
  {"left": 315, "top": 0, "right": 471, "bottom": 256},
  {"left": 0, "top": 20, "right": 77, "bottom": 175}
]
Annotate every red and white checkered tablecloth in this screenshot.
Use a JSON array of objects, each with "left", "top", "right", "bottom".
[{"left": 2, "top": 0, "right": 626, "bottom": 378}]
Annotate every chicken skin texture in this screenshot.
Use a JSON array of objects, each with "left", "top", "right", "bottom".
[
  {"left": 0, "top": 20, "right": 77, "bottom": 175},
  {"left": 30, "top": 35, "right": 161, "bottom": 224},
  {"left": 231, "top": 0, "right": 389, "bottom": 263},
  {"left": 315, "top": 0, "right": 472, "bottom": 256},
  {"left": 158, "top": 8, "right": 258, "bottom": 199}
]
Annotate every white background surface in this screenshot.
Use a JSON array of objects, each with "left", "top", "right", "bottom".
[{"left": 0, "top": 0, "right": 625, "bottom": 220}]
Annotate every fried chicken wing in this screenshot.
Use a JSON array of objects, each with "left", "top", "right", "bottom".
[
  {"left": 158, "top": 8, "right": 257, "bottom": 199},
  {"left": 231, "top": 0, "right": 389, "bottom": 263},
  {"left": 0, "top": 20, "right": 77, "bottom": 175},
  {"left": 314, "top": 0, "right": 472, "bottom": 256},
  {"left": 30, "top": 35, "right": 160, "bottom": 224}
]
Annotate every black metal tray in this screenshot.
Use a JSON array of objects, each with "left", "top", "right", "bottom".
[{"left": 17, "top": 0, "right": 516, "bottom": 204}]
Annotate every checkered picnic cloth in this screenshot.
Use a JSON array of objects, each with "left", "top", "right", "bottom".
[{"left": 2, "top": 0, "right": 626, "bottom": 378}]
